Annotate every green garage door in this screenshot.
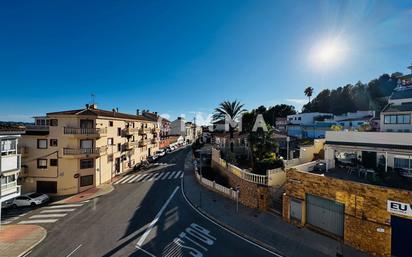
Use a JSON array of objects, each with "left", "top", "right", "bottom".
[{"left": 306, "top": 194, "right": 344, "bottom": 237}]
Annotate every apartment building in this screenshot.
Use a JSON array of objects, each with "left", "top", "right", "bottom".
[
  {"left": 141, "top": 110, "right": 171, "bottom": 148},
  {"left": 1, "top": 126, "right": 24, "bottom": 205},
  {"left": 20, "top": 104, "right": 159, "bottom": 195}
]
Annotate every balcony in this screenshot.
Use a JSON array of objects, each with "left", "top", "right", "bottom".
[
  {"left": 1, "top": 154, "right": 21, "bottom": 173},
  {"left": 123, "top": 127, "right": 139, "bottom": 136},
  {"left": 123, "top": 142, "right": 135, "bottom": 151},
  {"left": 63, "top": 146, "right": 107, "bottom": 158},
  {"left": 151, "top": 138, "right": 158, "bottom": 145},
  {"left": 139, "top": 139, "right": 149, "bottom": 147},
  {"left": 139, "top": 127, "right": 151, "bottom": 135},
  {"left": 63, "top": 127, "right": 107, "bottom": 138},
  {"left": 1, "top": 181, "right": 21, "bottom": 202}
]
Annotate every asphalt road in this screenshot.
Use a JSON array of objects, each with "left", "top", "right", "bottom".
[{"left": 28, "top": 147, "right": 278, "bottom": 257}]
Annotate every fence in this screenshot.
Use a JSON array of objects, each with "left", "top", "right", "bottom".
[
  {"left": 267, "top": 168, "right": 286, "bottom": 187},
  {"left": 212, "top": 148, "right": 269, "bottom": 186},
  {"left": 195, "top": 171, "right": 238, "bottom": 200}
]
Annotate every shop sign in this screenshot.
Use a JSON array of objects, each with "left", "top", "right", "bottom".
[{"left": 387, "top": 200, "right": 412, "bottom": 217}]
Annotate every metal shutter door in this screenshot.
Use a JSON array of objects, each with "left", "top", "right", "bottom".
[{"left": 306, "top": 194, "right": 344, "bottom": 237}]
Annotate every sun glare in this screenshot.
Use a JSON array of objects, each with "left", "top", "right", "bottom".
[{"left": 310, "top": 38, "right": 348, "bottom": 70}]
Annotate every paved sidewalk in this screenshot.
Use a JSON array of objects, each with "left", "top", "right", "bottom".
[
  {"left": 182, "top": 153, "right": 371, "bottom": 257},
  {"left": 54, "top": 183, "right": 114, "bottom": 204},
  {"left": 0, "top": 225, "right": 46, "bottom": 257}
]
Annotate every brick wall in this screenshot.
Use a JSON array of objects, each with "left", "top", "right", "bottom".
[{"left": 283, "top": 168, "right": 412, "bottom": 257}]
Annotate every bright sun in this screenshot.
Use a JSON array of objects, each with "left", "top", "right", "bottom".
[{"left": 310, "top": 39, "right": 348, "bottom": 70}]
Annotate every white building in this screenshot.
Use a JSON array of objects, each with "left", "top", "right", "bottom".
[
  {"left": 287, "top": 112, "right": 333, "bottom": 125},
  {"left": 169, "top": 117, "right": 186, "bottom": 137},
  {"left": 1, "top": 126, "right": 24, "bottom": 205}
]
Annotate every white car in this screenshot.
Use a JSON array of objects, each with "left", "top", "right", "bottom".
[
  {"left": 156, "top": 149, "right": 166, "bottom": 157},
  {"left": 12, "top": 193, "right": 50, "bottom": 207}
]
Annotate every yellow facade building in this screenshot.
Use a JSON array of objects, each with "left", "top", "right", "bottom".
[{"left": 20, "top": 104, "right": 160, "bottom": 195}]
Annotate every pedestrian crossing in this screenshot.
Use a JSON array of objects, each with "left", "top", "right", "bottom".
[
  {"left": 1, "top": 211, "right": 28, "bottom": 225},
  {"left": 17, "top": 202, "right": 86, "bottom": 225},
  {"left": 114, "top": 170, "right": 184, "bottom": 185}
]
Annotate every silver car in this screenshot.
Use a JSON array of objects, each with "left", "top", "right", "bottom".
[{"left": 12, "top": 192, "right": 50, "bottom": 207}]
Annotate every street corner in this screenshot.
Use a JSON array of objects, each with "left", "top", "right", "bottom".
[
  {"left": 54, "top": 184, "right": 114, "bottom": 204},
  {"left": 0, "top": 224, "right": 47, "bottom": 257}
]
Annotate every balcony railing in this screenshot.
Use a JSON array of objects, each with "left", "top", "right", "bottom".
[
  {"left": 64, "top": 127, "right": 107, "bottom": 136},
  {"left": 151, "top": 138, "right": 158, "bottom": 144},
  {"left": 139, "top": 127, "right": 151, "bottom": 135},
  {"left": 123, "top": 127, "right": 139, "bottom": 136},
  {"left": 1, "top": 180, "right": 17, "bottom": 191},
  {"left": 63, "top": 147, "right": 106, "bottom": 156},
  {"left": 139, "top": 139, "right": 148, "bottom": 147}
]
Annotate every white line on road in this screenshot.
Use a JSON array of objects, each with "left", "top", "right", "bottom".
[
  {"left": 129, "top": 174, "right": 144, "bottom": 183},
  {"left": 114, "top": 175, "right": 132, "bottom": 185},
  {"left": 136, "top": 174, "right": 149, "bottom": 182},
  {"left": 148, "top": 173, "right": 161, "bottom": 181},
  {"left": 168, "top": 171, "right": 176, "bottom": 179},
  {"left": 66, "top": 244, "right": 82, "bottom": 257},
  {"left": 46, "top": 204, "right": 83, "bottom": 209},
  {"left": 180, "top": 172, "right": 184, "bottom": 178},
  {"left": 161, "top": 171, "right": 171, "bottom": 180},
  {"left": 30, "top": 214, "right": 67, "bottom": 219},
  {"left": 136, "top": 186, "right": 179, "bottom": 247},
  {"left": 154, "top": 173, "right": 166, "bottom": 181},
  {"left": 173, "top": 170, "right": 182, "bottom": 179},
  {"left": 41, "top": 209, "right": 75, "bottom": 213},
  {"left": 180, "top": 178, "right": 284, "bottom": 257},
  {"left": 19, "top": 219, "right": 58, "bottom": 224},
  {"left": 123, "top": 174, "right": 139, "bottom": 183}
]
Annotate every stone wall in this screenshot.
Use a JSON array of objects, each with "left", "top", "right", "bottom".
[{"left": 283, "top": 168, "right": 412, "bottom": 257}]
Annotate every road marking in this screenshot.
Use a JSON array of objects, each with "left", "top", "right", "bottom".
[
  {"left": 135, "top": 245, "right": 156, "bottom": 257},
  {"left": 30, "top": 214, "right": 67, "bottom": 219},
  {"left": 136, "top": 186, "right": 179, "bottom": 247},
  {"left": 180, "top": 172, "right": 184, "bottom": 178},
  {"left": 168, "top": 171, "right": 176, "bottom": 179},
  {"left": 129, "top": 174, "right": 144, "bottom": 183},
  {"left": 161, "top": 171, "right": 171, "bottom": 180},
  {"left": 143, "top": 173, "right": 155, "bottom": 181},
  {"left": 148, "top": 173, "right": 161, "bottom": 181},
  {"left": 46, "top": 204, "right": 83, "bottom": 209},
  {"left": 41, "top": 209, "right": 75, "bottom": 213},
  {"left": 154, "top": 172, "right": 166, "bottom": 181},
  {"left": 180, "top": 177, "right": 284, "bottom": 257},
  {"left": 126, "top": 174, "right": 141, "bottom": 183},
  {"left": 114, "top": 175, "right": 132, "bottom": 185},
  {"left": 19, "top": 219, "right": 58, "bottom": 224},
  {"left": 136, "top": 174, "right": 150, "bottom": 182},
  {"left": 66, "top": 244, "right": 82, "bottom": 257},
  {"left": 174, "top": 170, "right": 182, "bottom": 179}
]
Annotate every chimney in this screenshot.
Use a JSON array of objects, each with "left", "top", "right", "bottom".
[
  {"left": 86, "top": 104, "right": 89, "bottom": 109},
  {"left": 136, "top": 109, "right": 140, "bottom": 115},
  {"left": 90, "top": 104, "right": 97, "bottom": 109},
  {"left": 116, "top": 108, "right": 119, "bottom": 112},
  {"left": 154, "top": 112, "right": 158, "bottom": 115}
]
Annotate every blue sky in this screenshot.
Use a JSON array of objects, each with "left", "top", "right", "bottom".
[{"left": 1, "top": 0, "right": 411, "bottom": 124}]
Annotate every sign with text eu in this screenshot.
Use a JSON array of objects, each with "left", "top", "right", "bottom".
[{"left": 387, "top": 200, "right": 412, "bottom": 217}]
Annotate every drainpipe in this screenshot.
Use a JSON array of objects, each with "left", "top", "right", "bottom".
[{"left": 385, "top": 152, "right": 388, "bottom": 172}]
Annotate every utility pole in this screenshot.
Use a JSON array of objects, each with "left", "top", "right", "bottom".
[{"left": 193, "top": 117, "right": 196, "bottom": 142}]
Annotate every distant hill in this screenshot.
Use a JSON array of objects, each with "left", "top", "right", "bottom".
[
  {"left": 0, "top": 121, "right": 34, "bottom": 126},
  {"left": 302, "top": 72, "right": 402, "bottom": 115}
]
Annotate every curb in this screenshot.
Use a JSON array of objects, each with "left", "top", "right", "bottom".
[
  {"left": 18, "top": 226, "right": 47, "bottom": 257},
  {"left": 182, "top": 152, "right": 286, "bottom": 257}
]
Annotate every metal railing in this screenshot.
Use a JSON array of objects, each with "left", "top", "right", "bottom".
[
  {"left": 1, "top": 180, "right": 17, "bottom": 191},
  {"left": 139, "top": 127, "right": 151, "bottom": 134},
  {"left": 64, "top": 127, "right": 107, "bottom": 135},
  {"left": 63, "top": 147, "right": 106, "bottom": 156},
  {"left": 195, "top": 172, "right": 237, "bottom": 199},
  {"left": 123, "top": 127, "right": 139, "bottom": 135}
]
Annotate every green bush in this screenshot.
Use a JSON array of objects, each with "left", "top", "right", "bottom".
[{"left": 254, "top": 157, "right": 284, "bottom": 174}]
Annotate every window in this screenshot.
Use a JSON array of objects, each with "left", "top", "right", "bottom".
[
  {"left": 107, "top": 154, "right": 113, "bottom": 162},
  {"left": 117, "top": 143, "right": 121, "bottom": 152},
  {"left": 80, "top": 139, "right": 93, "bottom": 149},
  {"left": 107, "top": 138, "right": 114, "bottom": 145},
  {"left": 384, "top": 114, "right": 411, "bottom": 124},
  {"left": 117, "top": 128, "right": 121, "bottom": 136},
  {"left": 37, "top": 139, "right": 47, "bottom": 149},
  {"left": 109, "top": 121, "right": 113, "bottom": 127},
  {"left": 394, "top": 157, "right": 411, "bottom": 170},
  {"left": 49, "top": 119, "right": 58, "bottom": 126},
  {"left": 80, "top": 159, "right": 94, "bottom": 169},
  {"left": 50, "top": 159, "right": 58, "bottom": 166},
  {"left": 37, "top": 159, "right": 48, "bottom": 169},
  {"left": 1, "top": 139, "right": 17, "bottom": 155},
  {"left": 298, "top": 117, "right": 301, "bottom": 120},
  {"left": 50, "top": 139, "right": 58, "bottom": 147},
  {"left": 80, "top": 175, "right": 94, "bottom": 187}
]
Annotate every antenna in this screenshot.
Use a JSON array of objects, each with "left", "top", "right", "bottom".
[{"left": 91, "top": 93, "right": 96, "bottom": 105}]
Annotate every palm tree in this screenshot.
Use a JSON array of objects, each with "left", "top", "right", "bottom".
[
  {"left": 213, "top": 100, "right": 246, "bottom": 152},
  {"left": 304, "top": 86, "right": 314, "bottom": 103}
]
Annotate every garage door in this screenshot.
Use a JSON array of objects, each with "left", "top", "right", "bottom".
[
  {"left": 392, "top": 215, "right": 412, "bottom": 257},
  {"left": 37, "top": 181, "right": 57, "bottom": 194},
  {"left": 306, "top": 194, "right": 344, "bottom": 237}
]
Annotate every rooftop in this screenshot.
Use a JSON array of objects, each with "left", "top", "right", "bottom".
[
  {"left": 382, "top": 102, "right": 412, "bottom": 113},
  {"left": 0, "top": 125, "right": 25, "bottom": 135},
  {"left": 389, "top": 87, "right": 412, "bottom": 100},
  {"left": 293, "top": 161, "right": 412, "bottom": 191},
  {"left": 46, "top": 105, "right": 153, "bottom": 122}
]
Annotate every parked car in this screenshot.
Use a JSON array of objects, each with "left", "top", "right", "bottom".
[
  {"left": 1, "top": 199, "right": 14, "bottom": 209},
  {"left": 156, "top": 149, "right": 166, "bottom": 157},
  {"left": 134, "top": 160, "right": 150, "bottom": 171},
  {"left": 313, "top": 162, "right": 326, "bottom": 172},
  {"left": 12, "top": 193, "right": 49, "bottom": 207},
  {"left": 166, "top": 148, "right": 172, "bottom": 154},
  {"left": 148, "top": 154, "right": 158, "bottom": 162}
]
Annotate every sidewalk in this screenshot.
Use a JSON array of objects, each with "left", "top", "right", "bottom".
[
  {"left": 0, "top": 225, "right": 46, "bottom": 257},
  {"left": 182, "top": 152, "right": 371, "bottom": 257},
  {"left": 53, "top": 183, "right": 114, "bottom": 204}
]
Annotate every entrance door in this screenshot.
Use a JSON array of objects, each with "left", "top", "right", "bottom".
[
  {"left": 391, "top": 215, "right": 412, "bottom": 257},
  {"left": 37, "top": 181, "right": 57, "bottom": 194},
  {"left": 362, "top": 151, "right": 377, "bottom": 169},
  {"left": 115, "top": 158, "right": 120, "bottom": 174},
  {"left": 306, "top": 194, "right": 344, "bottom": 237},
  {"left": 80, "top": 119, "right": 94, "bottom": 128}
]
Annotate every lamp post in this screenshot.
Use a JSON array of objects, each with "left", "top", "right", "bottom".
[{"left": 286, "top": 136, "right": 290, "bottom": 160}]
